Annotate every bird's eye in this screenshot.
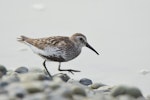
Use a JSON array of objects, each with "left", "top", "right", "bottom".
[{"left": 79, "top": 38, "right": 83, "bottom": 41}]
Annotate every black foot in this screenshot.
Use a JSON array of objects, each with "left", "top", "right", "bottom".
[
  {"left": 67, "top": 69, "right": 81, "bottom": 74},
  {"left": 58, "top": 62, "right": 81, "bottom": 74},
  {"left": 59, "top": 69, "right": 81, "bottom": 74}
]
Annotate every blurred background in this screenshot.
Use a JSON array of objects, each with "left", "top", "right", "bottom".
[{"left": 0, "top": 0, "right": 150, "bottom": 96}]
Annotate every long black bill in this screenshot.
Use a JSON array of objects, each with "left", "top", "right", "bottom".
[{"left": 86, "top": 43, "right": 99, "bottom": 55}]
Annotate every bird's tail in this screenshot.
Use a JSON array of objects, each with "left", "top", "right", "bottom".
[{"left": 17, "top": 35, "right": 29, "bottom": 42}]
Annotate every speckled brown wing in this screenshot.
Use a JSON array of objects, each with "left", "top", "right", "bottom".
[{"left": 24, "top": 36, "right": 72, "bottom": 50}]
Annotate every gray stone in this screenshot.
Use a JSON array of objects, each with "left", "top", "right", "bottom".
[
  {"left": 71, "top": 86, "right": 86, "bottom": 96},
  {"left": 2, "top": 75, "right": 20, "bottom": 83},
  {"left": 0, "top": 72, "right": 3, "bottom": 78},
  {"left": 49, "top": 83, "right": 60, "bottom": 90},
  {"left": 127, "top": 87, "right": 143, "bottom": 98},
  {"left": 111, "top": 86, "right": 127, "bottom": 97},
  {"left": 6, "top": 70, "right": 14, "bottom": 76},
  {"left": 15, "top": 66, "right": 29, "bottom": 74},
  {"left": 0, "top": 81, "right": 9, "bottom": 88},
  {"left": 111, "top": 85, "right": 143, "bottom": 98},
  {"left": 62, "top": 89, "right": 73, "bottom": 99},
  {"left": 23, "top": 93, "right": 47, "bottom": 100},
  {"left": 53, "top": 73, "right": 70, "bottom": 82},
  {"left": 49, "top": 84, "right": 73, "bottom": 99},
  {"left": 5, "top": 83, "right": 27, "bottom": 99},
  {"left": 47, "top": 79, "right": 62, "bottom": 90},
  {"left": 21, "top": 81, "right": 45, "bottom": 94},
  {"left": 90, "top": 83, "right": 106, "bottom": 89},
  {"left": 67, "top": 79, "right": 87, "bottom": 89},
  {"left": 6, "top": 71, "right": 18, "bottom": 76},
  {"left": 0, "top": 65, "right": 7, "bottom": 76},
  {"left": 19, "top": 72, "right": 51, "bottom": 82},
  {"left": 79, "top": 78, "right": 93, "bottom": 86},
  {"left": 72, "top": 95, "right": 86, "bottom": 100},
  {"left": 0, "top": 88, "right": 8, "bottom": 94},
  {"left": 97, "top": 85, "right": 113, "bottom": 93},
  {"left": 85, "top": 93, "right": 106, "bottom": 100}
]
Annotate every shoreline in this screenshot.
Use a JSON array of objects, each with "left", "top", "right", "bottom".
[{"left": 0, "top": 65, "right": 148, "bottom": 100}]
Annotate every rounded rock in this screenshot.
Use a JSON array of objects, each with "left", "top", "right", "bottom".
[
  {"left": 0, "top": 81, "right": 9, "bottom": 88},
  {"left": 15, "top": 67, "right": 29, "bottom": 74},
  {"left": 79, "top": 78, "right": 93, "bottom": 86},
  {"left": 48, "top": 81, "right": 61, "bottom": 90},
  {"left": 6, "top": 83, "right": 27, "bottom": 99},
  {"left": 53, "top": 73, "right": 70, "bottom": 82},
  {"left": 97, "top": 85, "right": 113, "bottom": 93},
  {"left": 0, "top": 88, "right": 8, "bottom": 94},
  {"left": 90, "top": 83, "right": 105, "bottom": 89},
  {"left": 23, "top": 93, "right": 46, "bottom": 100},
  {"left": 62, "top": 90, "right": 73, "bottom": 99},
  {"left": 127, "top": 87, "right": 143, "bottom": 98},
  {"left": 111, "top": 85, "right": 143, "bottom": 98},
  {"left": 0, "top": 65, "right": 7, "bottom": 76},
  {"left": 72, "top": 86, "right": 86, "bottom": 96},
  {"left": 0, "top": 72, "right": 3, "bottom": 78},
  {"left": 21, "top": 81, "right": 45, "bottom": 94},
  {"left": 19, "top": 73, "right": 51, "bottom": 82},
  {"left": 111, "top": 86, "right": 128, "bottom": 97},
  {"left": 2, "top": 75, "right": 20, "bottom": 83}
]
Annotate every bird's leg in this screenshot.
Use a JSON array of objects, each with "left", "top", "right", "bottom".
[
  {"left": 58, "top": 62, "right": 81, "bottom": 74},
  {"left": 43, "top": 60, "right": 53, "bottom": 79}
]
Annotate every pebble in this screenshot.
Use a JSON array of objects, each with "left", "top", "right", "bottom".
[
  {"left": 71, "top": 86, "right": 86, "bottom": 96},
  {"left": 48, "top": 81, "right": 61, "bottom": 90},
  {"left": 19, "top": 73, "right": 51, "bottom": 82},
  {"left": 95, "top": 85, "right": 113, "bottom": 96},
  {"left": 15, "top": 66, "right": 29, "bottom": 74},
  {"left": 0, "top": 66, "right": 147, "bottom": 100},
  {"left": 0, "top": 65, "right": 7, "bottom": 76},
  {"left": 0, "top": 88, "right": 8, "bottom": 94},
  {"left": 90, "top": 83, "right": 106, "bottom": 89},
  {"left": 0, "top": 81, "right": 9, "bottom": 88},
  {"left": 0, "top": 72, "right": 3, "bottom": 78},
  {"left": 50, "top": 86, "right": 73, "bottom": 99},
  {"left": 53, "top": 73, "right": 70, "bottom": 82},
  {"left": 21, "top": 81, "right": 45, "bottom": 94},
  {"left": 5, "top": 83, "right": 27, "bottom": 99},
  {"left": 2, "top": 75, "right": 20, "bottom": 83},
  {"left": 111, "top": 85, "right": 143, "bottom": 98},
  {"left": 79, "top": 78, "right": 93, "bottom": 86},
  {"left": 23, "top": 93, "right": 47, "bottom": 100},
  {"left": 67, "top": 79, "right": 87, "bottom": 89},
  {"left": 127, "top": 87, "right": 143, "bottom": 98},
  {"left": 6, "top": 71, "right": 18, "bottom": 77}
]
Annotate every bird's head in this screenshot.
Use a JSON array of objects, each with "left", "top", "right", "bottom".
[{"left": 71, "top": 33, "right": 99, "bottom": 55}]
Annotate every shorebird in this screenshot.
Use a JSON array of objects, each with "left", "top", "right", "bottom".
[{"left": 18, "top": 33, "right": 99, "bottom": 78}]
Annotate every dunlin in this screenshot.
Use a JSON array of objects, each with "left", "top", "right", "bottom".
[{"left": 18, "top": 33, "right": 99, "bottom": 78}]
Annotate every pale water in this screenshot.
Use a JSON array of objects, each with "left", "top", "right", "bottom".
[{"left": 0, "top": 0, "right": 150, "bottom": 96}]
